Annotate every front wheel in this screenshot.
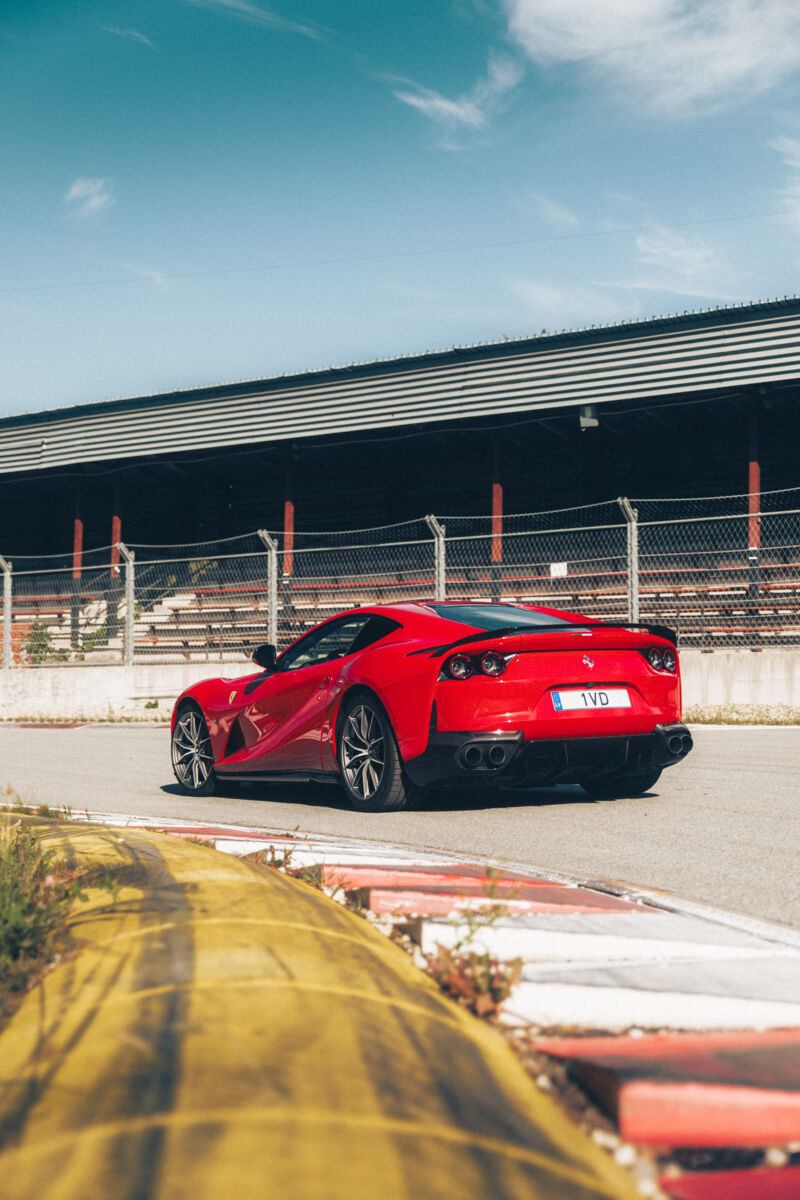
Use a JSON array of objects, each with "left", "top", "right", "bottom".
[
  {"left": 337, "top": 696, "right": 420, "bottom": 812},
  {"left": 171, "top": 705, "right": 217, "bottom": 795},
  {"left": 581, "top": 767, "right": 662, "bottom": 799}
]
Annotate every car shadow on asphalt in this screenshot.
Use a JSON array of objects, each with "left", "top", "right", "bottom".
[
  {"left": 160, "top": 780, "right": 624, "bottom": 812},
  {"left": 160, "top": 779, "right": 356, "bottom": 810},
  {"left": 417, "top": 784, "right": 622, "bottom": 812}
]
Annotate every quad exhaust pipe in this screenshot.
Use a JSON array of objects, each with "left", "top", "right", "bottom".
[
  {"left": 667, "top": 732, "right": 693, "bottom": 758},
  {"left": 457, "top": 740, "right": 512, "bottom": 771},
  {"left": 456, "top": 725, "right": 692, "bottom": 776},
  {"left": 463, "top": 745, "right": 483, "bottom": 768}
]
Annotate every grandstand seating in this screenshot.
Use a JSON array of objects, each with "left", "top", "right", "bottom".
[{"left": 7, "top": 541, "right": 800, "bottom": 664}]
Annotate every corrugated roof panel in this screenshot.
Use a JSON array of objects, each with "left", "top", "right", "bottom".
[{"left": 1, "top": 305, "right": 800, "bottom": 474}]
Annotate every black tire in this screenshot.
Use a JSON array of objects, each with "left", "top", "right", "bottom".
[
  {"left": 171, "top": 704, "right": 217, "bottom": 796},
  {"left": 337, "top": 694, "right": 421, "bottom": 812},
  {"left": 581, "top": 767, "right": 662, "bottom": 799}
]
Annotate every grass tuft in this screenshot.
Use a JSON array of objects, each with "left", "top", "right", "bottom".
[
  {"left": 426, "top": 944, "right": 523, "bottom": 1019},
  {"left": 424, "top": 867, "right": 524, "bottom": 1021},
  {"left": 0, "top": 819, "right": 77, "bottom": 1011},
  {"left": 684, "top": 702, "right": 800, "bottom": 725}
]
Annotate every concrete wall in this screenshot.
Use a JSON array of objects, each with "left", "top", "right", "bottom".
[
  {"left": 0, "top": 662, "right": 230, "bottom": 720},
  {"left": 679, "top": 650, "right": 800, "bottom": 710},
  {"left": 1, "top": 650, "right": 799, "bottom": 720}
]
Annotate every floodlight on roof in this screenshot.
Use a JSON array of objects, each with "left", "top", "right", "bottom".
[{"left": 579, "top": 404, "right": 599, "bottom": 431}]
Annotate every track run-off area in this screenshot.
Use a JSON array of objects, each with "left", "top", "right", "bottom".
[{"left": 1, "top": 724, "right": 798, "bottom": 931}]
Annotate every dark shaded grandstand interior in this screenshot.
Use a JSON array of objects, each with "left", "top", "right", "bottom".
[{"left": 4, "top": 382, "right": 799, "bottom": 557}]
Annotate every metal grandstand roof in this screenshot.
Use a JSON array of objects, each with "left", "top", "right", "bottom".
[{"left": 2, "top": 297, "right": 799, "bottom": 475}]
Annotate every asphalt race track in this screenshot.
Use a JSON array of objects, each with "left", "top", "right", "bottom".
[{"left": 1, "top": 724, "right": 798, "bottom": 930}]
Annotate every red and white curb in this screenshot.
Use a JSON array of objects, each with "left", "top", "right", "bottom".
[
  {"left": 77, "top": 807, "right": 800, "bottom": 1033},
  {"left": 63, "top": 808, "right": 800, "bottom": 1197}
]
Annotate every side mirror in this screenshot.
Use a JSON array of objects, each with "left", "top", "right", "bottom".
[{"left": 252, "top": 643, "right": 277, "bottom": 670}]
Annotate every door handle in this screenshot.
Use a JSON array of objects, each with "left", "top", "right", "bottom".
[{"left": 319, "top": 677, "right": 330, "bottom": 690}]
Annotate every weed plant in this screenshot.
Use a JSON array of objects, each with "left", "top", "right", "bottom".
[
  {"left": 425, "top": 943, "right": 523, "bottom": 1018},
  {"left": 248, "top": 843, "right": 523, "bottom": 1020},
  {"left": 425, "top": 868, "right": 523, "bottom": 1021},
  {"left": 0, "top": 819, "right": 78, "bottom": 1010}
]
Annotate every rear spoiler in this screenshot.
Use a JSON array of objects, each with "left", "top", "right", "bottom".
[
  {"left": 603, "top": 621, "right": 677, "bottom": 645},
  {"left": 409, "top": 620, "right": 677, "bottom": 659}
]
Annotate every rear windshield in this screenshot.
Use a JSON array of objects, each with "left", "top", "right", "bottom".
[{"left": 429, "top": 603, "right": 575, "bottom": 631}]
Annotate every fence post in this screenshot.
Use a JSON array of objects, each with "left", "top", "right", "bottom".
[
  {"left": 257, "top": 529, "right": 279, "bottom": 647},
  {"left": 617, "top": 498, "right": 639, "bottom": 623},
  {"left": 425, "top": 515, "right": 446, "bottom": 601},
  {"left": 0, "top": 555, "right": 11, "bottom": 671},
  {"left": 116, "top": 542, "right": 135, "bottom": 666}
]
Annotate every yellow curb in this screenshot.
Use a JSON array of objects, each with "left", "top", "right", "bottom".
[{"left": 0, "top": 823, "right": 638, "bottom": 1199}]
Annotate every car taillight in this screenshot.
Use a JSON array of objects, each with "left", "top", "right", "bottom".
[
  {"left": 447, "top": 654, "right": 474, "bottom": 680},
  {"left": 442, "top": 651, "right": 510, "bottom": 679},
  {"left": 643, "top": 646, "right": 677, "bottom": 673}
]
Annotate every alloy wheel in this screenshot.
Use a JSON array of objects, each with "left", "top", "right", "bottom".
[
  {"left": 172, "top": 709, "right": 214, "bottom": 791},
  {"left": 341, "top": 704, "right": 385, "bottom": 801}
]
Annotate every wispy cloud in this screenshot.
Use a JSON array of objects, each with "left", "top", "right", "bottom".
[
  {"left": 393, "top": 86, "right": 485, "bottom": 131},
  {"left": 384, "top": 280, "right": 521, "bottom": 327},
  {"left": 512, "top": 225, "right": 730, "bottom": 326},
  {"left": 183, "top": 0, "right": 322, "bottom": 40},
  {"left": 510, "top": 279, "right": 632, "bottom": 327},
  {"left": 635, "top": 228, "right": 718, "bottom": 279},
  {"left": 504, "top": 0, "right": 800, "bottom": 115},
  {"left": 518, "top": 190, "right": 579, "bottom": 227},
  {"left": 600, "top": 227, "right": 731, "bottom": 299},
  {"left": 102, "top": 26, "right": 155, "bottom": 49},
  {"left": 770, "top": 135, "right": 800, "bottom": 236},
  {"left": 392, "top": 52, "right": 524, "bottom": 141},
  {"left": 112, "top": 261, "right": 165, "bottom": 287},
  {"left": 64, "top": 178, "right": 116, "bottom": 219}
]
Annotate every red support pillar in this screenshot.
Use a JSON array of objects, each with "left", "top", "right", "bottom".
[
  {"left": 747, "top": 402, "right": 761, "bottom": 603},
  {"left": 491, "top": 480, "right": 504, "bottom": 562},
  {"left": 110, "top": 515, "right": 121, "bottom": 573},
  {"left": 748, "top": 407, "right": 761, "bottom": 551},
  {"left": 71, "top": 513, "right": 83, "bottom": 649},
  {"left": 491, "top": 437, "right": 503, "bottom": 599},
  {"left": 283, "top": 458, "right": 295, "bottom": 577},
  {"left": 110, "top": 477, "right": 122, "bottom": 576},
  {"left": 72, "top": 518, "right": 84, "bottom": 579},
  {"left": 108, "top": 513, "right": 123, "bottom": 640}
]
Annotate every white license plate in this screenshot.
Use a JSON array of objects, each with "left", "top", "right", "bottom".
[{"left": 551, "top": 688, "right": 631, "bottom": 712}]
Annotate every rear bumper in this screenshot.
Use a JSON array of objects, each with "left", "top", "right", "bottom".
[{"left": 403, "top": 722, "right": 693, "bottom": 788}]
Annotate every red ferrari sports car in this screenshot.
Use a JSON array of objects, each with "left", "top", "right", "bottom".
[{"left": 171, "top": 600, "right": 693, "bottom": 811}]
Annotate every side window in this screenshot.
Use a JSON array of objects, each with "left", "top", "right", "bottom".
[
  {"left": 278, "top": 615, "right": 371, "bottom": 672},
  {"left": 347, "top": 615, "right": 401, "bottom": 654}
]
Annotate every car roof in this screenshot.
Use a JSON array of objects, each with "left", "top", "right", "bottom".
[
  {"left": 378, "top": 600, "right": 590, "bottom": 621},
  {"left": 330, "top": 599, "right": 592, "bottom": 628}
]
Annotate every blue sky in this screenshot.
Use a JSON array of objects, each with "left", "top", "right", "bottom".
[{"left": 3, "top": 0, "right": 800, "bottom": 417}]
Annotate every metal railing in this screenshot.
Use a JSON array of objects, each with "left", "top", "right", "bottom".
[{"left": 3, "top": 489, "right": 799, "bottom": 667}]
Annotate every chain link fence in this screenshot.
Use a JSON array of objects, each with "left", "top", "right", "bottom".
[
  {"left": 2, "top": 489, "right": 799, "bottom": 667},
  {"left": 441, "top": 502, "right": 630, "bottom": 620},
  {"left": 637, "top": 488, "right": 800, "bottom": 648},
  {"left": 280, "top": 519, "right": 437, "bottom": 648}
]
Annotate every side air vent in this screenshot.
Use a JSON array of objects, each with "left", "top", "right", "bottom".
[{"left": 224, "top": 717, "right": 246, "bottom": 759}]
